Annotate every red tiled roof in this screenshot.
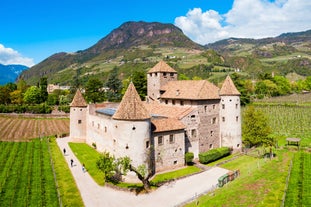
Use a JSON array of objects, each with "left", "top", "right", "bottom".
[
  {"left": 219, "top": 75, "right": 240, "bottom": 96},
  {"left": 160, "top": 80, "right": 220, "bottom": 100},
  {"left": 152, "top": 118, "right": 185, "bottom": 132},
  {"left": 113, "top": 82, "right": 150, "bottom": 120},
  {"left": 147, "top": 60, "right": 177, "bottom": 73},
  {"left": 70, "top": 89, "right": 87, "bottom": 107}
]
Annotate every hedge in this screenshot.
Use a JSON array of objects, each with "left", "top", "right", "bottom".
[
  {"left": 0, "top": 104, "right": 52, "bottom": 114},
  {"left": 185, "top": 152, "right": 194, "bottom": 165},
  {"left": 199, "top": 147, "right": 231, "bottom": 164}
]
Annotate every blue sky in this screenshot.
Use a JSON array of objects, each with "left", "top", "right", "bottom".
[{"left": 0, "top": 0, "right": 310, "bottom": 67}]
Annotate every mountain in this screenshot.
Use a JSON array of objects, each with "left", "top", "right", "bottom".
[
  {"left": 19, "top": 21, "right": 203, "bottom": 85},
  {"left": 205, "top": 29, "right": 311, "bottom": 76},
  {"left": 0, "top": 64, "right": 28, "bottom": 85},
  {"left": 19, "top": 21, "right": 311, "bottom": 86}
]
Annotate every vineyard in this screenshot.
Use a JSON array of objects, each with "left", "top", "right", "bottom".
[
  {"left": 0, "top": 114, "right": 69, "bottom": 141},
  {"left": 252, "top": 104, "right": 311, "bottom": 147},
  {"left": 285, "top": 152, "right": 311, "bottom": 206},
  {"left": 0, "top": 139, "right": 59, "bottom": 206}
]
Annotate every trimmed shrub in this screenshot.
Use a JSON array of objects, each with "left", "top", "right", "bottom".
[
  {"left": 185, "top": 152, "right": 194, "bottom": 165},
  {"left": 199, "top": 147, "right": 231, "bottom": 164}
]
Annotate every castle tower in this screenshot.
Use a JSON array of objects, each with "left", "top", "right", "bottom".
[
  {"left": 219, "top": 76, "right": 242, "bottom": 151},
  {"left": 147, "top": 60, "right": 177, "bottom": 102},
  {"left": 70, "top": 89, "right": 87, "bottom": 140},
  {"left": 112, "top": 82, "right": 152, "bottom": 169}
]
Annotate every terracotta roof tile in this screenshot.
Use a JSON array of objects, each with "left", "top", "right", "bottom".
[
  {"left": 144, "top": 103, "right": 194, "bottom": 119},
  {"left": 160, "top": 80, "right": 220, "bottom": 100},
  {"left": 70, "top": 89, "right": 87, "bottom": 107},
  {"left": 113, "top": 82, "right": 150, "bottom": 120},
  {"left": 147, "top": 60, "right": 177, "bottom": 73},
  {"left": 152, "top": 118, "right": 185, "bottom": 132},
  {"left": 219, "top": 75, "right": 240, "bottom": 96}
]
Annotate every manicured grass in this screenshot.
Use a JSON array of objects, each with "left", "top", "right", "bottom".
[
  {"left": 69, "top": 142, "right": 105, "bottom": 185},
  {"left": 50, "top": 138, "right": 84, "bottom": 207},
  {"left": 151, "top": 166, "right": 201, "bottom": 185},
  {"left": 185, "top": 150, "right": 293, "bottom": 207},
  {"left": 69, "top": 142, "right": 202, "bottom": 189}
]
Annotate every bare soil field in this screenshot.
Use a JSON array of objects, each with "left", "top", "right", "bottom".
[{"left": 0, "top": 114, "right": 69, "bottom": 141}]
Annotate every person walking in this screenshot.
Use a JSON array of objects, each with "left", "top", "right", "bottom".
[
  {"left": 82, "top": 163, "right": 85, "bottom": 172},
  {"left": 63, "top": 148, "right": 66, "bottom": 155},
  {"left": 70, "top": 159, "right": 74, "bottom": 167}
]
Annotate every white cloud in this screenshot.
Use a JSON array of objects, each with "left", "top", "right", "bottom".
[
  {"left": 0, "top": 44, "right": 34, "bottom": 67},
  {"left": 175, "top": 0, "right": 311, "bottom": 45}
]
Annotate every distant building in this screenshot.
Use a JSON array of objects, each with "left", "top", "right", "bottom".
[
  {"left": 47, "top": 84, "right": 70, "bottom": 93},
  {"left": 70, "top": 60, "right": 241, "bottom": 178}
]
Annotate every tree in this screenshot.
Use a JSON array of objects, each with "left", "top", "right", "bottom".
[
  {"left": 85, "top": 78, "right": 104, "bottom": 103},
  {"left": 39, "top": 77, "right": 48, "bottom": 102},
  {"left": 132, "top": 70, "right": 147, "bottom": 100},
  {"left": 23, "top": 86, "right": 42, "bottom": 104},
  {"left": 96, "top": 152, "right": 116, "bottom": 181},
  {"left": 105, "top": 67, "right": 122, "bottom": 102},
  {"left": 96, "top": 154, "right": 153, "bottom": 191},
  {"left": 242, "top": 105, "right": 272, "bottom": 148}
]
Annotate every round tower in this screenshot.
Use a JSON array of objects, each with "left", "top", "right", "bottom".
[
  {"left": 219, "top": 76, "right": 242, "bottom": 151},
  {"left": 147, "top": 60, "right": 177, "bottom": 102},
  {"left": 70, "top": 89, "right": 87, "bottom": 140},
  {"left": 112, "top": 82, "right": 152, "bottom": 170}
]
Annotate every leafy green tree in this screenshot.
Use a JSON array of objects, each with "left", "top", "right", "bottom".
[
  {"left": 132, "top": 70, "right": 147, "bottom": 100},
  {"left": 178, "top": 73, "right": 190, "bottom": 80},
  {"left": 16, "top": 78, "right": 28, "bottom": 92},
  {"left": 96, "top": 152, "right": 115, "bottom": 181},
  {"left": 39, "top": 77, "right": 48, "bottom": 102},
  {"left": 10, "top": 90, "right": 24, "bottom": 104},
  {"left": 242, "top": 105, "right": 272, "bottom": 147},
  {"left": 23, "top": 86, "right": 42, "bottom": 104},
  {"left": 85, "top": 78, "right": 104, "bottom": 103},
  {"left": 255, "top": 80, "right": 278, "bottom": 98},
  {"left": 273, "top": 75, "right": 291, "bottom": 95},
  {"left": 0, "top": 85, "right": 11, "bottom": 104},
  {"left": 105, "top": 67, "right": 122, "bottom": 102}
]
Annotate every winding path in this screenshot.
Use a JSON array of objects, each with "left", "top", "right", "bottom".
[{"left": 57, "top": 137, "right": 228, "bottom": 207}]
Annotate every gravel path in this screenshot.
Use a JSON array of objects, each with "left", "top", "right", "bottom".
[{"left": 57, "top": 137, "right": 229, "bottom": 207}]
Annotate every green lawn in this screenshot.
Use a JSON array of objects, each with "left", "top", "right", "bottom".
[
  {"left": 185, "top": 150, "right": 293, "bottom": 207},
  {"left": 68, "top": 142, "right": 105, "bottom": 185},
  {"left": 50, "top": 139, "right": 84, "bottom": 207},
  {"left": 69, "top": 142, "right": 202, "bottom": 189}
]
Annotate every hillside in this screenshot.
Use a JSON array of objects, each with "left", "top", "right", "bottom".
[
  {"left": 19, "top": 21, "right": 204, "bottom": 85},
  {"left": 19, "top": 22, "right": 311, "bottom": 86},
  {"left": 206, "top": 29, "right": 311, "bottom": 76},
  {"left": 0, "top": 64, "right": 28, "bottom": 85}
]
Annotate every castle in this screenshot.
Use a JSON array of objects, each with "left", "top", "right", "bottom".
[{"left": 70, "top": 60, "right": 241, "bottom": 175}]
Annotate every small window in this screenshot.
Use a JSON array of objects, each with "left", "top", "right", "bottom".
[
  {"left": 209, "top": 144, "right": 213, "bottom": 149},
  {"left": 165, "top": 100, "right": 168, "bottom": 104},
  {"left": 155, "top": 72, "right": 158, "bottom": 76},
  {"left": 191, "top": 129, "right": 196, "bottom": 138},
  {"left": 191, "top": 115, "right": 195, "bottom": 119},
  {"left": 236, "top": 104, "right": 238, "bottom": 109},
  {"left": 172, "top": 100, "right": 175, "bottom": 105},
  {"left": 210, "top": 131, "right": 214, "bottom": 136},
  {"left": 236, "top": 116, "right": 239, "bottom": 122},
  {"left": 222, "top": 117, "right": 225, "bottom": 122},
  {"left": 146, "top": 141, "right": 150, "bottom": 148},
  {"left": 169, "top": 135, "right": 174, "bottom": 143},
  {"left": 78, "top": 120, "right": 82, "bottom": 124},
  {"left": 222, "top": 104, "right": 225, "bottom": 109},
  {"left": 212, "top": 117, "right": 217, "bottom": 124},
  {"left": 170, "top": 73, "right": 174, "bottom": 76},
  {"left": 180, "top": 101, "right": 184, "bottom": 106},
  {"left": 80, "top": 109, "right": 83, "bottom": 111},
  {"left": 173, "top": 160, "right": 177, "bottom": 165},
  {"left": 158, "top": 136, "right": 163, "bottom": 145},
  {"left": 213, "top": 105, "right": 216, "bottom": 109},
  {"left": 237, "top": 144, "right": 240, "bottom": 148},
  {"left": 104, "top": 126, "right": 107, "bottom": 132},
  {"left": 204, "top": 105, "right": 207, "bottom": 112},
  {"left": 163, "top": 72, "right": 167, "bottom": 77}
]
